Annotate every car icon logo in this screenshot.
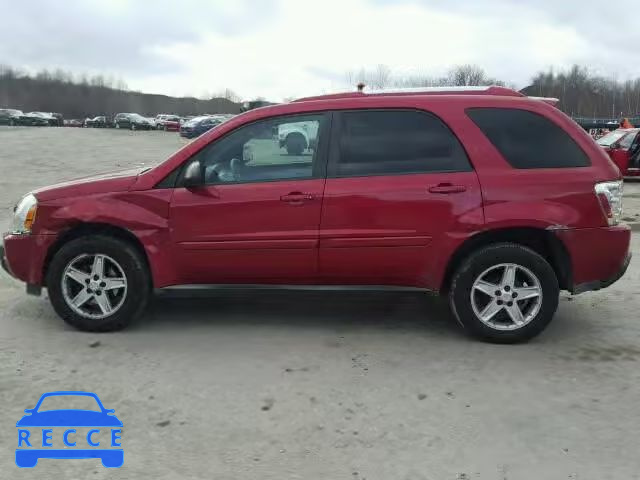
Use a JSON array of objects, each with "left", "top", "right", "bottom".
[{"left": 16, "top": 391, "right": 123, "bottom": 468}]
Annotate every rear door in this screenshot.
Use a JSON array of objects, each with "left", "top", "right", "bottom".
[{"left": 319, "top": 109, "right": 483, "bottom": 287}]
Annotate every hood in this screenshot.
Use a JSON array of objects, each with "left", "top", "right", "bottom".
[
  {"left": 16, "top": 410, "right": 122, "bottom": 427},
  {"left": 32, "top": 167, "right": 147, "bottom": 202}
]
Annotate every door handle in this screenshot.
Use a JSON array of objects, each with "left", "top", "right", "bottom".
[
  {"left": 280, "top": 192, "right": 315, "bottom": 203},
  {"left": 428, "top": 183, "right": 467, "bottom": 194}
]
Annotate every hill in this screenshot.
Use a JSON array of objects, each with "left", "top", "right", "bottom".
[{"left": 0, "top": 67, "right": 241, "bottom": 119}]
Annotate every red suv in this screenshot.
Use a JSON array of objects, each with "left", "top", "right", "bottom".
[
  {"left": 597, "top": 128, "right": 640, "bottom": 177},
  {"left": 1, "top": 86, "right": 632, "bottom": 342}
]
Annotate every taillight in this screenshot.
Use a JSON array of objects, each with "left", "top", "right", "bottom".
[{"left": 594, "top": 180, "right": 623, "bottom": 226}]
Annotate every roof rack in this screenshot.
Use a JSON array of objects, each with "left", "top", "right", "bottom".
[{"left": 293, "top": 85, "right": 524, "bottom": 102}]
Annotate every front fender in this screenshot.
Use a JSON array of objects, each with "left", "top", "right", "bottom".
[{"left": 35, "top": 190, "right": 177, "bottom": 287}]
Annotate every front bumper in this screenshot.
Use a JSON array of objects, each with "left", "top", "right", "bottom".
[{"left": 2, "top": 233, "right": 56, "bottom": 288}]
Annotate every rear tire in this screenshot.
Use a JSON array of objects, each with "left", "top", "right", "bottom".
[
  {"left": 47, "top": 235, "right": 151, "bottom": 332},
  {"left": 448, "top": 243, "right": 559, "bottom": 343}
]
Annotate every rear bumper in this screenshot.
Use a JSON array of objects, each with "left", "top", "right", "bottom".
[
  {"left": 573, "top": 252, "right": 632, "bottom": 294},
  {"left": 554, "top": 225, "right": 632, "bottom": 294}
]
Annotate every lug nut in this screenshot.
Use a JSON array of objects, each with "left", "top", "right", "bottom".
[
  {"left": 497, "top": 300, "right": 503, "bottom": 305},
  {"left": 85, "top": 279, "right": 90, "bottom": 284},
  {"left": 96, "top": 291, "right": 102, "bottom": 296},
  {"left": 93, "top": 275, "right": 99, "bottom": 281},
  {"left": 495, "top": 290, "right": 501, "bottom": 296},
  {"left": 512, "top": 292, "right": 518, "bottom": 298},
  {"left": 507, "top": 301, "right": 513, "bottom": 307},
  {"left": 100, "top": 282, "right": 106, "bottom": 288},
  {"left": 504, "top": 286, "right": 511, "bottom": 292},
  {"left": 87, "top": 288, "right": 93, "bottom": 293}
]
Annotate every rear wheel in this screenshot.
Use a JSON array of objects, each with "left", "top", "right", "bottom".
[
  {"left": 449, "top": 243, "right": 559, "bottom": 343},
  {"left": 47, "top": 236, "right": 150, "bottom": 332}
]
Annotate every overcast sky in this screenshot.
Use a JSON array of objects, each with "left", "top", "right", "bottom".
[{"left": 1, "top": 0, "right": 638, "bottom": 101}]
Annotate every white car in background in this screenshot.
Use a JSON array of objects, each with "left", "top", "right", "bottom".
[{"left": 278, "top": 121, "right": 318, "bottom": 155}]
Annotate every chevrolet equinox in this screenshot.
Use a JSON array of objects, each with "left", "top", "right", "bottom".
[{"left": 1, "top": 86, "right": 632, "bottom": 343}]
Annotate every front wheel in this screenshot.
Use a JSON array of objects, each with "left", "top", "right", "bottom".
[
  {"left": 449, "top": 243, "right": 559, "bottom": 343},
  {"left": 47, "top": 236, "right": 151, "bottom": 332}
]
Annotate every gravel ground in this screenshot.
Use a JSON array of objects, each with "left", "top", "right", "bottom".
[{"left": 1, "top": 127, "right": 639, "bottom": 479}]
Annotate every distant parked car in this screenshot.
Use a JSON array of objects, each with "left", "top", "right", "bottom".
[
  {"left": 157, "top": 115, "right": 181, "bottom": 131},
  {"left": 13, "top": 112, "right": 50, "bottom": 126},
  {"left": 113, "top": 113, "right": 153, "bottom": 130},
  {"left": 0, "top": 108, "right": 23, "bottom": 125},
  {"left": 597, "top": 128, "right": 640, "bottom": 177},
  {"left": 64, "top": 119, "right": 84, "bottom": 127},
  {"left": 84, "top": 116, "right": 108, "bottom": 128},
  {"left": 27, "top": 112, "right": 59, "bottom": 126},
  {"left": 179, "top": 115, "right": 225, "bottom": 139}
]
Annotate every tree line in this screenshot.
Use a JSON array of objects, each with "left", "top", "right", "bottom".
[
  {"left": 3, "top": 63, "right": 640, "bottom": 120},
  {"left": 348, "top": 64, "right": 640, "bottom": 119},
  {"left": 0, "top": 66, "right": 241, "bottom": 119}
]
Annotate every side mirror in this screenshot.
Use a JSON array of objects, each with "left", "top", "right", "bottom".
[
  {"left": 610, "top": 142, "right": 620, "bottom": 150},
  {"left": 24, "top": 409, "right": 33, "bottom": 414},
  {"left": 183, "top": 160, "right": 204, "bottom": 188}
]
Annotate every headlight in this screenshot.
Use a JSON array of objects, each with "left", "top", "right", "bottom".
[{"left": 12, "top": 194, "right": 38, "bottom": 234}]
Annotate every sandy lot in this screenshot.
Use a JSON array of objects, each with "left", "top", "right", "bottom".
[{"left": 1, "top": 127, "right": 639, "bottom": 479}]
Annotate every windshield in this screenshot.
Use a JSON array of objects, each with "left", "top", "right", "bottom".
[
  {"left": 37, "top": 394, "right": 102, "bottom": 412},
  {"left": 597, "top": 130, "right": 628, "bottom": 147},
  {"left": 129, "top": 113, "right": 144, "bottom": 121}
]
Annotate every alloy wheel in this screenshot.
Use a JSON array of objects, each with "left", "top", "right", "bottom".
[
  {"left": 470, "top": 263, "right": 543, "bottom": 331},
  {"left": 61, "top": 254, "right": 128, "bottom": 319}
]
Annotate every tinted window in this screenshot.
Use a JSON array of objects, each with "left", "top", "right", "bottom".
[
  {"left": 467, "top": 108, "right": 590, "bottom": 168},
  {"left": 333, "top": 110, "right": 471, "bottom": 177},
  {"left": 193, "top": 113, "right": 327, "bottom": 185}
]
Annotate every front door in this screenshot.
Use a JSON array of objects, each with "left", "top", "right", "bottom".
[
  {"left": 169, "top": 112, "right": 330, "bottom": 284},
  {"left": 319, "top": 109, "right": 483, "bottom": 287}
]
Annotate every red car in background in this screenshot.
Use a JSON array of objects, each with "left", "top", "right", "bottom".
[
  {"left": 156, "top": 115, "right": 181, "bottom": 132},
  {"left": 597, "top": 128, "right": 640, "bottom": 177}
]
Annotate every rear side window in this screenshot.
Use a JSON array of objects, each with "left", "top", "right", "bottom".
[
  {"left": 467, "top": 108, "right": 590, "bottom": 168},
  {"left": 332, "top": 110, "right": 472, "bottom": 177}
]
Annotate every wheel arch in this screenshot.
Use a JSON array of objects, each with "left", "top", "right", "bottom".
[
  {"left": 440, "top": 227, "right": 572, "bottom": 294},
  {"left": 42, "top": 222, "right": 151, "bottom": 287}
]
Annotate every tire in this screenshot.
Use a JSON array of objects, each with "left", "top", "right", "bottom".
[
  {"left": 47, "top": 235, "right": 151, "bottom": 332},
  {"left": 448, "top": 243, "right": 559, "bottom": 343},
  {"left": 285, "top": 133, "right": 306, "bottom": 155}
]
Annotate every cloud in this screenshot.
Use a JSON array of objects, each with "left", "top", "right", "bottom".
[{"left": 1, "top": 0, "right": 638, "bottom": 101}]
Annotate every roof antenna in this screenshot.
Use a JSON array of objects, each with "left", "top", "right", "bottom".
[{"left": 357, "top": 82, "right": 366, "bottom": 93}]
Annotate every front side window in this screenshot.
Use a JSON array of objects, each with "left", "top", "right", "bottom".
[
  {"left": 332, "top": 110, "right": 471, "bottom": 177},
  {"left": 467, "top": 108, "right": 591, "bottom": 168},
  {"left": 192, "top": 113, "right": 327, "bottom": 185}
]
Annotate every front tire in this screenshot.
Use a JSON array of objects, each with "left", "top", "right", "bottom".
[
  {"left": 47, "top": 236, "right": 150, "bottom": 332},
  {"left": 449, "top": 243, "right": 559, "bottom": 343}
]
